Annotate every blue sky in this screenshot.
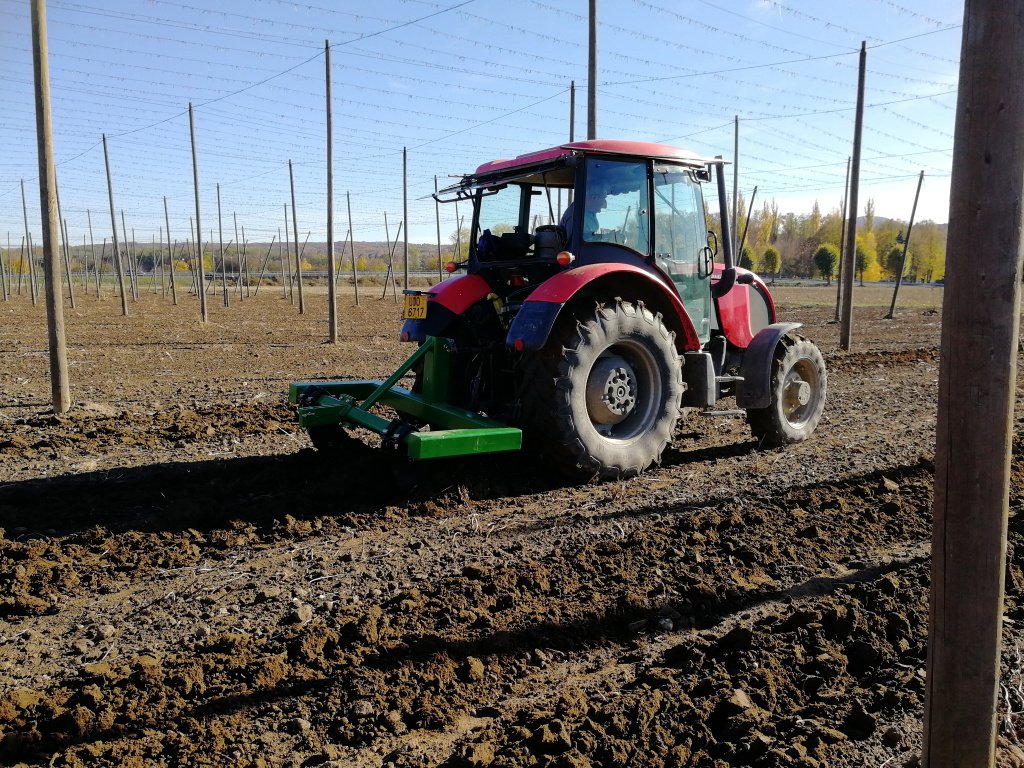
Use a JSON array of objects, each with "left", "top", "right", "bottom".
[{"left": 1, "top": 0, "right": 963, "bottom": 249}]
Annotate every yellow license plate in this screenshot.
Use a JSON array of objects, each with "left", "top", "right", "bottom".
[{"left": 402, "top": 293, "right": 428, "bottom": 320}]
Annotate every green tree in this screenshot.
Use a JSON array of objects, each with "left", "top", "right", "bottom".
[
  {"left": 863, "top": 198, "right": 876, "bottom": 232},
  {"left": 739, "top": 245, "right": 755, "bottom": 271},
  {"left": 762, "top": 246, "right": 780, "bottom": 283},
  {"left": 813, "top": 243, "right": 840, "bottom": 285},
  {"left": 885, "top": 245, "right": 906, "bottom": 278}
]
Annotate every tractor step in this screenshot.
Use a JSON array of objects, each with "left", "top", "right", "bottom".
[
  {"left": 715, "top": 375, "right": 744, "bottom": 383},
  {"left": 698, "top": 408, "right": 747, "bottom": 418}
]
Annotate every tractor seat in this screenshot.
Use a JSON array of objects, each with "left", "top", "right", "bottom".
[{"left": 534, "top": 225, "right": 567, "bottom": 259}]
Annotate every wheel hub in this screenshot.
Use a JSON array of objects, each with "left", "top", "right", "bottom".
[
  {"left": 788, "top": 378, "right": 812, "bottom": 407},
  {"left": 587, "top": 355, "right": 638, "bottom": 425}
]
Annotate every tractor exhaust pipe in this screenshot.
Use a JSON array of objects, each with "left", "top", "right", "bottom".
[{"left": 712, "top": 157, "right": 736, "bottom": 298}]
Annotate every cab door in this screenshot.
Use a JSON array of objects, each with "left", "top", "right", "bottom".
[{"left": 652, "top": 164, "right": 713, "bottom": 344}]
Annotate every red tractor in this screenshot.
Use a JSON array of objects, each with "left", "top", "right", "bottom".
[{"left": 290, "top": 140, "right": 826, "bottom": 480}]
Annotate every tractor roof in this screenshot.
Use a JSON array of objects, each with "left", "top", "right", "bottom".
[{"left": 473, "top": 140, "right": 711, "bottom": 176}]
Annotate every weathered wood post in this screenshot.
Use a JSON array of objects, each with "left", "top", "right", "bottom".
[
  {"left": 21, "top": 179, "right": 38, "bottom": 305},
  {"left": 164, "top": 197, "right": 177, "bottom": 305},
  {"left": 839, "top": 42, "right": 866, "bottom": 351},
  {"left": 347, "top": 190, "right": 359, "bottom": 305},
  {"left": 289, "top": 160, "right": 305, "bottom": 314},
  {"left": 101, "top": 135, "right": 128, "bottom": 315},
  {"left": 188, "top": 102, "right": 208, "bottom": 322},
  {"left": 30, "top": 0, "right": 70, "bottom": 413},
  {"left": 885, "top": 170, "right": 924, "bottom": 320},
  {"left": 326, "top": 39, "right": 338, "bottom": 342},
  {"left": 923, "top": 3, "right": 1024, "bottom": 765}
]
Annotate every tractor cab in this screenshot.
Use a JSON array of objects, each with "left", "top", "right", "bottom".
[{"left": 438, "top": 141, "right": 725, "bottom": 348}]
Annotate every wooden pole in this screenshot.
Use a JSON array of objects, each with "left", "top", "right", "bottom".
[
  {"left": 283, "top": 207, "right": 292, "bottom": 301},
  {"left": 326, "top": 39, "right": 337, "bottom": 342},
  {"left": 279, "top": 224, "right": 287, "bottom": 298},
  {"left": 81, "top": 234, "right": 87, "bottom": 295},
  {"left": 834, "top": 156, "right": 851, "bottom": 322},
  {"left": 101, "top": 135, "right": 128, "bottom": 316},
  {"left": 54, "top": 178, "right": 75, "bottom": 308},
  {"left": 96, "top": 238, "right": 107, "bottom": 298},
  {"left": 288, "top": 161, "right": 305, "bottom": 313},
  {"left": 839, "top": 42, "right": 866, "bottom": 351},
  {"left": 885, "top": 171, "right": 925, "bottom": 320},
  {"left": 569, "top": 79, "right": 576, "bottom": 208},
  {"left": 347, "top": 190, "right": 359, "bottom": 304},
  {"left": 30, "top": 0, "right": 70, "bottom": 413},
  {"left": 732, "top": 116, "right": 739, "bottom": 258},
  {"left": 587, "top": 0, "right": 597, "bottom": 140},
  {"left": 240, "top": 226, "right": 249, "bottom": 297},
  {"left": 21, "top": 179, "right": 38, "bottom": 305},
  {"left": 188, "top": 103, "right": 208, "bottom": 322},
  {"left": 1, "top": 233, "right": 8, "bottom": 301},
  {"left": 217, "top": 184, "right": 228, "bottom": 307},
  {"left": 402, "top": 147, "right": 409, "bottom": 291},
  {"left": 164, "top": 197, "right": 177, "bottom": 305},
  {"left": 434, "top": 176, "right": 442, "bottom": 282},
  {"left": 88, "top": 208, "right": 99, "bottom": 298},
  {"left": 119, "top": 212, "right": 134, "bottom": 300},
  {"left": 17, "top": 236, "right": 25, "bottom": 296},
  {"left": 232, "top": 212, "right": 241, "bottom": 300},
  {"left": 923, "top": 4, "right": 1024, "bottom": 762}
]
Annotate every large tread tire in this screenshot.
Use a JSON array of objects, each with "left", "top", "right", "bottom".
[
  {"left": 520, "top": 298, "right": 684, "bottom": 481},
  {"left": 747, "top": 335, "right": 827, "bottom": 447}
]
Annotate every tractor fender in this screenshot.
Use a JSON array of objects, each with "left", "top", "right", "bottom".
[
  {"left": 505, "top": 263, "right": 702, "bottom": 353},
  {"left": 735, "top": 322, "right": 803, "bottom": 409},
  {"left": 401, "top": 274, "right": 492, "bottom": 342}
]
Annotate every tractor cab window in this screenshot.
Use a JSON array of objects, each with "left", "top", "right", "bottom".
[
  {"left": 573, "top": 158, "right": 649, "bottom": 253},
  {"left": 474, "top": 184, "right": 532, "bottom": 261},
  {"left": 653, "top": 164, "right": 711, "bottom": 342}
]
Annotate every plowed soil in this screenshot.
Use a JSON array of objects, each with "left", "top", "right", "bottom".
[{"left": 1, "top": 282, "right": 1021, "bottom": 768}]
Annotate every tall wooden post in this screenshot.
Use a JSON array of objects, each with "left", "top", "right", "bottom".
[
  {"left": 289, "top": 160, "right": 304, "bottom": 313},
  {"left": 839, "top": 42, "right": 866, "bottom": 351},
  {"left": 923, "top": 4, "right": 1024, "bottom": 765},
  {"left": 732, "top": 116, "right": 739, "bottom": 257},
  {"left": 216, "top": 184, "right": 228, "bottom": 307},
  {"left": 434, "top": 176, "right": 442, "bottom": 282},
  {"left": 886, "top": 171, "right": 924, "bottom": 320},
  {"left": 403, "top": 147, "right": 409, "bottom": 290},
  {"left": 101, "top": 135, "right": 128, "bottom": 316},
  {"left": 569, "top": 80, "right": 576, "bottom": 208},
  {"left": 587, "top": 0, "right": 597, "bottom": 139},
  {"left": 279, "top": 225, "right": 287, "bottom": 298},
  {"left": 347, "top": 191, "right": 359, "bottom": 304},
  {"left": 120, "top": 212, "right": 136, "bottom": 301},
  {"left": 30, "top": 0, "right": 70, "bottom": 413},
  {"left": 326, "top": 40, "right": 337, "bottom": 341},
  {"left": 54, "top": 178, "right": 75, "bottom": 308},
  {"left": 233, "top": 212, "right": 242, "bottom": 300},
  {"left": 87, "top": 209, "right": 99, "bottom": 298},
  {"left": 1, "top": 233, "right": 8, "bottom": 301},
  {"left": 21, "top": 179, "right": 38, "bottom": 305},
  {"left": 188, "top": 103, "right": 208, "bottom": 322},
  {"left": 834, "top": 156, "right": 851, "bottom": 322},
  {"left": 164, "top": 197, "right": 177, "bottom": 305}
]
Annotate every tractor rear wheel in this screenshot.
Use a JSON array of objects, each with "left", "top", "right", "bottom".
[
  {"left": 520, "top": 299, "right": 683, "bottom": 481},
  {"left": 747, "top": 335, "right": 827, "bottom": 446}
]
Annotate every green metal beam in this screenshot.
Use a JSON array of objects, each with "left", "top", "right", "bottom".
[{"left": 405, "top": 427, "right": 522, "bottom": 459}]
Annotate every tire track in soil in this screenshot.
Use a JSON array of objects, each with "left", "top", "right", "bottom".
[{"left": 0, "top": 459, "right": 938, "bottom": 767}]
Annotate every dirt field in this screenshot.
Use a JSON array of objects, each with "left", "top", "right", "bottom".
[{"left": 1, "top": 280, "right": 1021, "bottom": 768}]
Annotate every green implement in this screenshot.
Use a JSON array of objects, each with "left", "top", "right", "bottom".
[{"left": 289, "top": 336, "right": 522, "bottom": 459}]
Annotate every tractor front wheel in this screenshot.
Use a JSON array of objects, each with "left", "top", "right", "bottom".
[
  {"left": 747, "top": 335, "right": 827, "bottom": 446},
  {"left": 521, "top": 299, "right": 683, "bottom": 481}
]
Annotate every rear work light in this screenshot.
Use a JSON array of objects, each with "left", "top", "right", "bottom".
[{"left": 556, "top": 251, "right": 575, "bottom": 267}]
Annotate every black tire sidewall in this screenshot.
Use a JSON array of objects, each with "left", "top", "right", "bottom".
[{"left": 555, "top": 300, "right": 683, "bottom": 478}]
